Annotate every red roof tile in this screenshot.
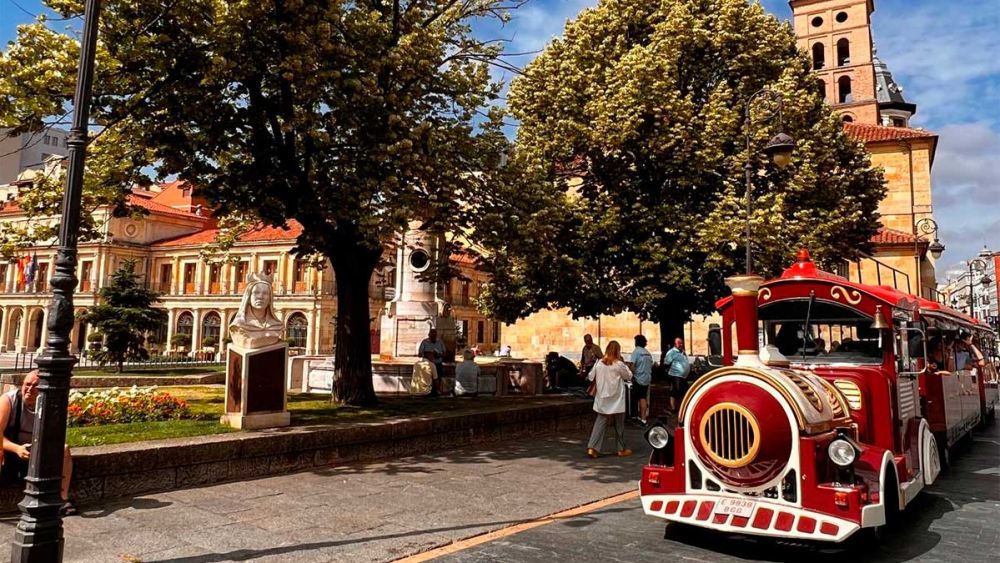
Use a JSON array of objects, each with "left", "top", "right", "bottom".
[
  {"left": 871, "top": 227, "right": 922, "bottom": 245},
  {"left": 127, "top": 194, "right": 206, "bottom": 220},
  {"left": 152, "top": 220, "right": 303, "bottom": 247},
  {"left": 844, "top": 123, "right": 937, "bottom": 143}
]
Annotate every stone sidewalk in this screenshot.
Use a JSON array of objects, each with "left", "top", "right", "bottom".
[{"left": 0, "top": 427, "right": 650, "bottom": 562}]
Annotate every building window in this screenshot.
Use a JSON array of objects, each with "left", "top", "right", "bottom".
[
  {"left": 812, "top": 42, "right": 825, "bottom": 70},
  {"left": 0, "top": 264, "right": 7, "bottom": 292},
  {"left": 836, "top": 38, "right": 850, "bottom": 66},
  {"left": 461, "top": 280, "right": 470, "bottom": 306},
  {"left": 838, "top": 76, "right": 853, "bottom": 103},
  {"left": 811, "top": 16, "right": 823, "bottom": 27},
  {"left": 183, "top": 263, "right": 197, "bottom": 294},
  {"left": 842, "top": 114, "right": 854, "bottom": 123},
  {"left": 817, "top": 79, "right": 826, "bottom": 100},
  {"left": 492, "top": 321, "right": 500, "bottom": 344},
  {"left": 201, "top": 312, "right": 221, "bottom": 347},
  {"left": 459, "top": 320, "right": 469, "bottom": 340},
  {"left": 263, "top": 259, "right": 277, "bottom": 276},
  {"left": 891, "top": 116, "right": 906, "bottom": 127},
  {"left": 235, "top": 261, "right": 248, "bottom": 292},
  {"left": 177, "top": 312, "right": 194, "bottom": 336},
  {"left": 287, "top": 313, "right": 308, "bottom": 348},
  {"left": 293, "top": 259, "right": 308, "bottom": 292},
  {"left": 835, "top": 11, "right": 848, "bottom": 23},
  {"left": 80, "top": 261, "right": 93, "bottom": 292},
  {"left": 476, "top": 320, "right": 485, "bottom": 344},
  {"left": 35, "top": 263, "right": 48, "bottom": 292},
  {"left": 208, "top": 263, "right": 221, "bottom": 294},
  {"left": 158, "top": 263, "right": 172, "bottom": 293}
]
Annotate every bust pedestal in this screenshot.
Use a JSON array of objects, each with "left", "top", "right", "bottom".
[{"left": 221, "top": 341, "right": 291, "bottom": 430}]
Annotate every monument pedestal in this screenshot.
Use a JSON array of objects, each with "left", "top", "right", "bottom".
[{"left": 221, "top": 341, "right": 291, "bottom": 430}]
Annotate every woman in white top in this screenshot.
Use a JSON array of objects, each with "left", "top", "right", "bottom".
[{"left": 586, "top": 340, "right": 633, "bottom": 458}]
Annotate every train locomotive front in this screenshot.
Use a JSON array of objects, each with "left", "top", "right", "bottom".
[{"left": 639, "top": 275, "right": 895, "bottom": 542}]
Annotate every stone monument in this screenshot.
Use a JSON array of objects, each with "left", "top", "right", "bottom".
[
  {"left": 380, "top": 221, "right": 457, "bottom": 358},
  {"left": 221, "top": 272, "right": 291, "bottom": 429}
]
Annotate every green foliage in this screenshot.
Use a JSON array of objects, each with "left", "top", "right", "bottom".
[
  {"left": 170, "top": 333, "right": 191, "bottom": 349},
  {"left": 474, "top": 0, "right": 885, "bottom": 328},
  {"left": 1, "top": 0, "right": 513, "bottom": 405},
  {"left": 201, "top": 336, "right": 217, "bottom": 349},
  {"left": 78, "top": 260, "right": 168, "bottom": 371}
]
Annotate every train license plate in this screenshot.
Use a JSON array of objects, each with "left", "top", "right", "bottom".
[{"left": 716, "top": 498, "right": 756, "bottom": 518}]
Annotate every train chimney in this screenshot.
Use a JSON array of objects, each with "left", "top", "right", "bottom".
[{"left": 726, "top": 274, "right": 764, "bottom": 366}]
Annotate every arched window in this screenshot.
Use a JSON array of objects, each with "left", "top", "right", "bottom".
[
  {"left": 287, "top": 313, "right": 308, "bottom": 348},
  {"left": 836, "top": 38, "right": 850, "bottom": 66},
  {"left": 838, "top": 76, "right": 853, "bottom": 103},
  {"left": 812, "top": 43, "right": 825, "bottom": 70},
  {"left": 842, "top": 114, "right": 854, "bottom": 123},
  {"left": 817, "top": 79, "right": 827, "bottom": 100},
  {"left": 177, "top": 312, "right": 194, "bottom": 336},
  {"left": 201, "top": 312, "right": 221, "bottom": 347}
]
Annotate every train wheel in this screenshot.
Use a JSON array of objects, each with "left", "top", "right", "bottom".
[{"left": 850, "top": 469, "right": 900, "bottom": 549}]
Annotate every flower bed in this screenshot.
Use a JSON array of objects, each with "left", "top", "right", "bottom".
[{"left": 68, "top": 386, "right": 191, "bottom": 426}]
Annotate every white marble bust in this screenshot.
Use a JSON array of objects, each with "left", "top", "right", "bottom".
[{"left": 229, "top": 273, "right": 284, "bottom": 349}]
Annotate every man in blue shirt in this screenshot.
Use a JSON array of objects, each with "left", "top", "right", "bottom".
[
  {"left": 631, "top": 335, "right": 654, "bottom": 424},
  {"left": 663, "top": 337, "right": 691, "bottom": 411}
]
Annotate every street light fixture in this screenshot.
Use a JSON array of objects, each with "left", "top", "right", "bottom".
[
  {"left": 744, "top": 89, "right": 795, "bottom": 274},
  {"left": 11, "top": 0, "right": 103, "bottom": 561},
  {"left": 967, "top": 257, "right": 992, "bottom": 318},
  {"left": 914, "top": 218, "right": 945, "bottom": 261}
]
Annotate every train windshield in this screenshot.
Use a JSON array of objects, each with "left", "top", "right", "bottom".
[{"left": 759, "top": 300, "right": 883, "bottom": 365}]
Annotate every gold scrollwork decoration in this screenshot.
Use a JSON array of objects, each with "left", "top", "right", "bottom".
[
  {"left": 758, "top": 288, "right": 772, "bottom": 302},
  {"left": 830, "top": 285, "right": 862, "bottom": 305}
]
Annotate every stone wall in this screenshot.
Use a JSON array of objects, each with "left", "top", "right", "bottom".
[{"left": 59, "top": 398, "right": 594, "bottom": 507}]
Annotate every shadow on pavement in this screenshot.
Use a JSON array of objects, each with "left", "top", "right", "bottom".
[{"left": 144, "top": 505, "right": 634, "bottom": 563}]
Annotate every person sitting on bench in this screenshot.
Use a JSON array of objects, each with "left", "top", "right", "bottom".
[{"left": 0, "top": 370, "right": 75, "bottom": 515}]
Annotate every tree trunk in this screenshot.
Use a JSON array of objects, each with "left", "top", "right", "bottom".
[{"left": 330, "top": 244, "right": 381, "bottom": 407}]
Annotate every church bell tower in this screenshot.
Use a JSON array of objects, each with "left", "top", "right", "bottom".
[{"left": 790, "top": 0, "right": 880, "bottom": 125}]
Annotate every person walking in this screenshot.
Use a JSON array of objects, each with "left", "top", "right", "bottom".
[
  {"left": 631, "top": 335, "right": 653, "bottom": 424},
  {"left": 586, "top": 340, "right": 633, "bottom": 458},
  {"left": 579, "top": 334, "right": 603, "bottom": 384},
  {"left": 663, "top": 337, "right": 691, "bottom": 412}
]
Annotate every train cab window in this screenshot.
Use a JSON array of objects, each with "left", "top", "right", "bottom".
[
  {"left": 895, "top": 320, "right": 926, "bottom": 375},
  {"left": 760, "top": 300, "right": 883, "bottom": 365}
]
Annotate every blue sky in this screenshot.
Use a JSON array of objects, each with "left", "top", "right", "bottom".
[{"left": 2, "top": 0, "right": 998, "bottom": 276}]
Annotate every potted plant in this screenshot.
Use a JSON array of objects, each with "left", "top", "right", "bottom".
[
  {"left": 170, "top": 333, "right": 191, "bottom": 354},
  {"left": 86, "top": 331, "right": 104, "bottom": 352},
  {"left": 202, "top": 336, "right": 218, "bottom": 350}
]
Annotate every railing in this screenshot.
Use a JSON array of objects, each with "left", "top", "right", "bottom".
[
  {"left": 852, "top": 256, "right": 912, "bottom": 295},
  {"left": 922, "top": 286, "right": 948, "bottom": 305},
  {"left": 1, "top": 352, "right": 223, "bottom": 374}
]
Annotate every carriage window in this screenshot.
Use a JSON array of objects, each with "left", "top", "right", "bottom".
[{"left": 760, "top": 300, "right": 883, "bottom": 365}]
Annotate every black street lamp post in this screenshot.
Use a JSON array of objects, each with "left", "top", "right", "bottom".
[
  {"left": 11, "top": 0, "right": 102, "bottom": 560},
  {"left": 744, "top": 89, "right": 795, "bottom": 274},
  {"left": 914, "top": 217, "right": 945, "bottom": 298},
  {"left": 966, "top": 258, "right": 991, "bottom": 319}
]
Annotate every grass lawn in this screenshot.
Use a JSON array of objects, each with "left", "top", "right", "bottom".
[
  {"left": 72, "top": 367, "right": 224, "bottom": 378},
  {"left": 65, "top": 386, "right": 571, "bottom": 447}
]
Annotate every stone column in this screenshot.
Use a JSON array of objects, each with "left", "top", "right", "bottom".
[
  {"left": 171, "top": 256, "right": 181, "bottom": 294},
  {"left": 191, "top": 309, "right": 203, "bottom": 355},
  {"left": 165, "top": 308, "right": 176, "bottom": 354},
  {"left": 19, "top": 308, "right": 31, "bottom": 352}
]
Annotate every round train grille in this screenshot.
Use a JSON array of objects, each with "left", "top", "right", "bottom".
[{"left": 699, "top": 403, "right": 761, "bottom": 468}]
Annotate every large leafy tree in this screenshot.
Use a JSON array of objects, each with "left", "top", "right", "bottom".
[
  {"left": 78, "top": 259, "right": 168, "bottom": 373},
  {"left": 1, "top": 0, "right": 513, "bottom": 405},
  {"left": 473, "top": 0, "right": 885, "bottom": 344}
]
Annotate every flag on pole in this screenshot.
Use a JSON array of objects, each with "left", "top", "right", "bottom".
[
  {"left": 25, "top": 254, "right": 37, "bottom": 286},
  {"left": 15, "top": 256, "right": 25, "bottom": 287}
]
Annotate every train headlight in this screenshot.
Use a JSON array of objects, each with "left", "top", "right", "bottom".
[
  {"left": 645, "top": 425, "right": 671, "bottom": 450},
  {"left": 828, "top": 439, "right": 857, "bottom": 467}
]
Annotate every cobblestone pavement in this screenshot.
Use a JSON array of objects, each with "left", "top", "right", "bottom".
[
  {"left": 0, "top": 426, "right": 651, "bottom": 562},
  {"left": 441, "top": 420, "right": 1000, "bottom": 563}
]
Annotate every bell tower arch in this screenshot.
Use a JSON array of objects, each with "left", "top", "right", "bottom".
[{"left": 791, "top": 0, "right": 880, "bottom": 125}]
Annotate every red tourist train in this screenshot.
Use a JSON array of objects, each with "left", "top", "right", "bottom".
[{"left": 639, "top": 250, "right": 999, "bottom": 543}]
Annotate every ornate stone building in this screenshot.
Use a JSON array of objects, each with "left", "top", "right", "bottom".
[{"left": 0, "top": 178, "right": 497, "bottom": 358}]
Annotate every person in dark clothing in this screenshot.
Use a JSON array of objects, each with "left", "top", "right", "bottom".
[{"left": 0, "top": 370, "right": 75, "bottom": 515}]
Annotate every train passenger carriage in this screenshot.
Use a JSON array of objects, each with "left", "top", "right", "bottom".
[{"left": 639, "top": 250, "right": 998, "bottom": 543}]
